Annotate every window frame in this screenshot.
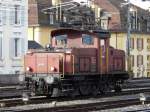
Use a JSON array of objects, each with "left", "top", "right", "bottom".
[
  {"left": 137, "top": 38, "right": 143, "bottom": 51},
  {"left": 14, "top": 5, "right": 21, "bottom": 25},
  {"left": 12, "top": 32, "right": 22, "bottom": 58},
  {"left": 10, "top": 5, "right": 22, "bottom": 26},
  {"left": 130, "top": 55, "right": 134, "bottom": 67},
  {"left": 130, "top": 38, "right": 134, "bottom": 49},
  {"left": 137, "top": 55, "right": 143, "bottom": 67}
]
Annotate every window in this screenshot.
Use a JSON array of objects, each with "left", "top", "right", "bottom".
[
  {"left": 82, "top": 34, "right": 93, "bottom": 45},
  {"left": 130, "top": 55, "right": 134, "bottom": 67},
  {"left": 55, "top": 35, "right": 67, "bottom": 46},
  {"left": 147, "top": 55, "right": 150, "bottom": 61},
  {"left": 49, "top": 13, "right": 54, "bottom": 24},
  {"left": 147, "top": 55, "right": 150, "bottom": 68},
  {"left": 10, "top": 32, "right": 23, "bottom": 58},
  {"left": 137, "top": 38, "right": 143, "bottom": 51},
  {"left": 0, "top": 7, "right": 2, "bottom": 25},
  {"left": 147, "top": 72, "right": 150, "bottom": 77},
  {"left": 15, "top": 71, "right": 20, "bottom": 74},
  {"left": 0, "top": 5, "right": 6, "bottom": 25},
  {"left": 147, "top": 38, "right": 150, "bottom": 43},
  {"left": 130, "top": 11, "right": 137, "bottom": 30},
  {"left": 14, "top": 38, "right": 19, "bottom": 57},
  {"left": 100, "top": 19, "right": 108, "bottom": 30},
  {"left": 14, "top": 5, "right": 21, "bottom": 24},
  {"left": 137, "top": 55, "right": 143, "bottom": 67},
  {"left": 10, "top": 5, "right": 24, "bottom": 25},
  {"left": 147, "top": 39, "right": 150, "bottom": 51},
  {"left": 130, "top": 38, "right": 134, "bottom": 49}
]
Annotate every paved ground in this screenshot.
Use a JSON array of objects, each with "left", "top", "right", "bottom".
[{"left": 99, "top": 104, "right": 150, "bottom": 112}]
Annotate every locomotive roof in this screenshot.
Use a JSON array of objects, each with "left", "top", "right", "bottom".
[{"left": 51, "top": 29, "right": 110, "bottom": 39}]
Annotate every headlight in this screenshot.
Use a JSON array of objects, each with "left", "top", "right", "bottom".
[
  {"left": 50, "top": 66, "right": 55, "bottom": 72},
  {"left": 44, "top": 76, "right": 54, "bottom": 84},
  {"left": 26, "top": 67, "right": 31, "bottom": 72},
  {"left": 18, "top": 75, "right": 25, "bottom": 82}
]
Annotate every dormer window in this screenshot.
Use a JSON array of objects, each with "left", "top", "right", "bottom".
[
  {"left": 82, "top": 34, "right": 93, "bottom": 45},
  {"left": 55, "top": 35, "right": 67, "bottom": 46}
]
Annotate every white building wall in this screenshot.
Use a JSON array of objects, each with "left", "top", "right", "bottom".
[{"left": 0, "top": 0, "right": 28, "bottom": 74}]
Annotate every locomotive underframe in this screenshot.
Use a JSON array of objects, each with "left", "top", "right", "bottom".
[{"left": 24, "top": 72, "right": 128, "bottom": 97}]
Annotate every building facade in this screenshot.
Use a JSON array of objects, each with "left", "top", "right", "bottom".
[
  {"left": 93, "top": 0, "right": 150, "bottom": 78},
  {"left": 0, "top": 0, "right": 28, "bottom": 74},
  {"left": 28, "top": 0, "right": 57, "bottom": 47}
]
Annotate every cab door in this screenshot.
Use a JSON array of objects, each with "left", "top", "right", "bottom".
[{"left": 79, "top": 57, "right": 90, "bottom": 72}]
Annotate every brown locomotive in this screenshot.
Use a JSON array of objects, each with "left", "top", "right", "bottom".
[{"left": 24, "top": 29, "right": 129, "bottom": 97}]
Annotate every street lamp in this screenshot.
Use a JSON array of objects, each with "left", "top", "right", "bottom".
[
  {"left": 126, "top": 0, "right": 131, "bottom": 73},
  {"left": 121, "top": 0, "right": 132, "bottom": 74}
]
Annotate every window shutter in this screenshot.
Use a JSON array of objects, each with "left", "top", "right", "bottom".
[
  {"left": 136, "top": 39, "right": 139, "bottom": 50},
  {"left": 21, "top": 6, "right": 25, "bottom": 26},
  {"left": 21, "top": 38, "right": 25, "bottom": 56},
  {"left": 142, "top": 55, "right": 143, "bottom": 65},
  {"left": 9, "top": 38, "right": 15, "bottom": 58},
  {"left": 1, "top": 37, "right": 4, "bottom": 60},
  {"left": 10, "top": 8, "right": 15, "bottom": 25},
  {"left": 0, "top": 9, "right": 2, "bottom": 25},
  {"left": 137, "top": 55, "right": 139, "bottom": 67},
  {"left": 2, "top": 8, "right": 6, "bottom": 25},
  {"left": 133, "top": 38, "right": 134, "bottom": 49},
  {"left": 131, "top": 55, "right": 134, "bottom": 67},
  {"left": 17, "top": 38, "right": 20, "bottom": 57},
  {"left": 142, "top": 38, "right": 143, "bottom": 50},
  {"left": 0, "top": 37, "right": 2, "bottom": 59}
]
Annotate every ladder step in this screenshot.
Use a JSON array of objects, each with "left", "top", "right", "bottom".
[
  {"left": 62, "top": 89, "right": 74, "bottom": 92},
  {"left": 62, "top": 84, "right": 73, "bottom": 86}
]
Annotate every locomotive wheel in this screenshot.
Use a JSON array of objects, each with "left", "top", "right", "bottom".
[
  {"left": 51, "top": 88, "right": 61, "bottom": 97},
  {"left": 114, "top": 85, "right": 122, "bottom": 93},
  {"left": 79, "top": 84, "right": 91, "bottom": 96},
  {"left": 91, "top": 85, "right": 99, "bottom": 96},
  {"left": 46, "top": 86, "right": 53, "bottom": 98},
  {"left": 99, "top": 83, "right": 110, "bottom": 94}
]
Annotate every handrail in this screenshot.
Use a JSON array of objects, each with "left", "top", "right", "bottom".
[
  {"left": 100, "top": 47, "right": 102, "bottom": 74},
  {"left": 106, "top": 47, "right": 109, "bottom": 73},
  {"left": 62, "top": 54, "right": 65, "bottom": 78},
  {"left": 72, "top": 55, "right": 75, "bottom": 75}
]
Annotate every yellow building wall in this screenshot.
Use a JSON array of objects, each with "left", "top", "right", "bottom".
[
  {"left": 110, "top": 32, "right": 150, "bottom": 78},
  {"left": 28, "top": 26, "right": 55, "bottom": 47},
  {"left": 52, "top": 0, "right": 61, "bottom": 6},
  {"left": 28, "top": 27, "right": 34, "bottom": 40},
  {"left": 110, "top": 32, "right": 126, "bottom": 50}
]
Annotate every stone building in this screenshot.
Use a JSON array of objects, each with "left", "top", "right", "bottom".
[{"left": 0, "top": 0, "right": 28, "bottom": 74}]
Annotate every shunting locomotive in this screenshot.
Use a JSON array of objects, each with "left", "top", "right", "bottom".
[{"left": 23, "top": 29, "right": 129, "bottom": 97}]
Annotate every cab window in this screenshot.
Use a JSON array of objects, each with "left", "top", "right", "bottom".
[
  {"left": 55, "top": 35, "right": 67, "bottom": 46},
  {"left": 82, "top": 34, "right": 93, "bottom": 45}
]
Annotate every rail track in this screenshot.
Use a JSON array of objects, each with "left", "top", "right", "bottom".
[
  {"left": 20, "top": 99, "right": 148, "bottom": 112},
  {"left": 0, "top": 87, "right": 150, "bottom": 111},
  {"left": 0, "top": 78, "right": 150, "bottom": 111},
  {"left": 1, "top": 93, "right": 150, "bottom": 112}
]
